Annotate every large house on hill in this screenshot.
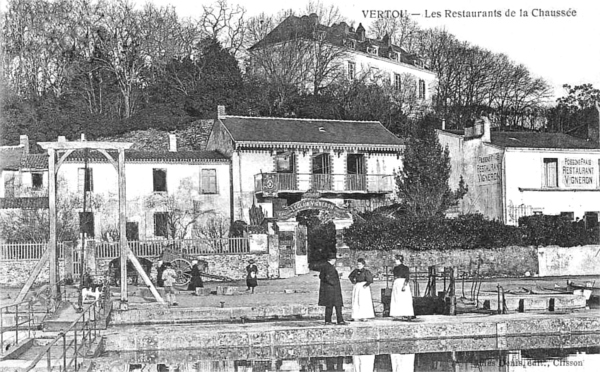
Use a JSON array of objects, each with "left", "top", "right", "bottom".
[{"left": 249, "top": 13, "right": 437, "bottom": 102}]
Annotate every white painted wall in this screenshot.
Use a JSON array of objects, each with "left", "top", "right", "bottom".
[
  {"left": 57, "top": 161, "right": 231, "bottom": 239},
  {"left": 349, "top": 52, "right": 437, "bottom": 101},
  {"left": 538, "top": 245, "right": 600, "bottom": 276},
  {"left": 504, "top": 149, "right": 600, "bottom": 220}
]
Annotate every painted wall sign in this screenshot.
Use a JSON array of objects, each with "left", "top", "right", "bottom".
[
  {"left": 476, "top": 153, "right": 502, "bottom": 184},
  {"left": 562, "top": 158, "right": 597, "bottom": 188}
]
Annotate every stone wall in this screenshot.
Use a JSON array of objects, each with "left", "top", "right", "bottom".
[
  {"left": 0, "top": 261, "right": 66, "bottom": 287},
  {"left": 349, "top": 246, "right": 539, "bottom": 278}
]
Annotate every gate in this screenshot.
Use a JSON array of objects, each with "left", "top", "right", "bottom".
[
  {"left": 295, "top": 224, "right": 309, "bottom": 274},
  {"left": 278, "top": 231, "right": 296, "bottom": 278}
]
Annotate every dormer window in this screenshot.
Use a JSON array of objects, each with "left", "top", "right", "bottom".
[
  {"left": 343, "top": 39, "right": 356, "bottom": 49},
  {"left": 389, "top": 51, "right": 399, "bottom": 61},
  {"left": 367, "top": 46, "right": 378, "bottom": 55}
]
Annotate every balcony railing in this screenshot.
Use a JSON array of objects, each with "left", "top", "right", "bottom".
[{"left": 254, "top": 173, "right": 395, "bottom": 194}]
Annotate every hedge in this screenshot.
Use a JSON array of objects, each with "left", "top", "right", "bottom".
[{"left": 344, "top": 213, "right": 598, "bottom": 251}]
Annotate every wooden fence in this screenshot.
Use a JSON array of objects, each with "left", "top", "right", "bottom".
[{"left": 0, "top": 238, "right": 250, "bottom": 261}]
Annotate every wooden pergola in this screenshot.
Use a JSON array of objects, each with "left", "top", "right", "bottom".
[{"left": 16, "top": 140, "right": 164, "bottom": 307}]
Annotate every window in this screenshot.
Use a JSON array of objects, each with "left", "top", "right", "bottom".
[
  {"left": 543, "top": 158, "right": 558, "bottom": 188},
  {"left": 343, "top": 39, "right": 356, "bottom": 49},
  {"left": 4, "top": 173, "right": 15, "bottom": 198},
  {"left": 347, "top": 154, "right": 366, "bottom": 191},
  {"left": 79, "top": 212, "right": 95, "bottom": 238},
  {"left": 275, "top": 151, "right": 295, "bottom": 173},
  {"left": 347, "top": 154, "right": 365, "bottom": 175},
  {"left": 312, "top": 153, "right": 331, "bottom": 174},
  {"left": 154, "top": 212, "right": 169, "bottom": 238},
  {"left": 418, "top": 79, "right": 426, "bottom": 99},
  {"left": 389, "top": 51, "right": 399, "bottom": 61},
  {"left": 153, "top": 168, "right": 167, "bottom": 192},
  {"left": 201, "top": 169, "right": 217, "bottom": 194},
  {"left": 347, "top": 61, "right": 355, "bottom": 80},
  {"left": 394, "top": 73, "right": 402, "bottom": 91},
  {"left": 78, "top": 168, "right": 93, "bottom": 192},
  {"left": 32, "top": 172, "right": 43, "bottom": 189},
  {"left": 126, "top": 222, "right": 139, "bottom": 241},
  {"left": 367, "top": 46, "right": 378, "bottom": 55}
]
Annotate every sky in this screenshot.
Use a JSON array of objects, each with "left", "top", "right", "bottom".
[{"left": 148, "top": 0, "right": 600, "bottom": 101}]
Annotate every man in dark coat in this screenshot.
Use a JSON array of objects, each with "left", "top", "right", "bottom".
[{"left": 318, "top": 254, "right": 347, "bottom": 325}]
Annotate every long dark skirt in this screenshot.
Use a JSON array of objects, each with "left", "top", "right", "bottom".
[
  {"left": 246, "top": 277, "right": 258, "bottom": 288},
  {"left": 187, "top": 276, "right": 204, "bottom": 291}
]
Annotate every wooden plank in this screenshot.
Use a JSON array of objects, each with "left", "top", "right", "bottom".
[
  {"left": 38, "top": 142, "right": 133, "bottom": 150},
  {"left": 15, "top": 249, "right": 49, "bottom": 303},
  {"left": 126, "top": 250, "right": 165, "bottom": 305},
  {"left": 54, "top": 149, "right": 75, "bottom": 175}
]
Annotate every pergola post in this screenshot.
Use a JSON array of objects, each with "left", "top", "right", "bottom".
[
  {"left": 118, "top": 149, "right": 128, "bottom": 304},
  {"left": 48, "top": 149, "right": 59, "bottom": 301}
]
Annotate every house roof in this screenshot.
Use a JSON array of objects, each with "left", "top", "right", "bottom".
[
  {"left": 250, "top": 14, "right": 427, "bottom": 69},
  {"left": 490, "top": 132, "right": 600, "bottom": 150},
  {"left": 0, "top": 197, "right": 49, "bottom": 209},
  {"left": 21, "top": 154, "right": 48, "bottom": 170},
  {"left": 219, "top": 116, "right": 404, "bottom": 150},
  {"left": 64, "top": 150, "right": 229, "bottom": 163}
]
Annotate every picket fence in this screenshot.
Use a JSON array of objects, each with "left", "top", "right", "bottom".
[{"left": 0, "top": 238, "right": 250, "bottom": 261}]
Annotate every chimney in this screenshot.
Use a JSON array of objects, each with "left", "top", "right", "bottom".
[
  {"left": 217, "top": 105, "right": 226, "bottom": 119},
  {"left": 441, "top": 119, "right": 446, "bottom": 130},
  {"left": 168, "top": 134, "right": 177, "bottom": 152},
  {"left": 19, "top": 135, "right": 29, "bottom": 155},
  {"left": 58, "top": 136, "right": 66, "bottom": 142},
  {"left": 382, "top": 32, "right": 392, "bottom": 47},
  {"left": 356, "top": 23, "right": 366, "bottom": 42},
  {"left": 588, "top": 102, "right": 600, "bottom": 144},
  {"left": 481, "top": 117, "right": 491, "bottom": 143},
  {"left": 81, "top": 133, "right": 86, "bottom": 141}
]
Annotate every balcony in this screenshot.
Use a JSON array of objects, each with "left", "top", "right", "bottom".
[{"left": 254, "top": 173, "right": 395, "bottom": 194}]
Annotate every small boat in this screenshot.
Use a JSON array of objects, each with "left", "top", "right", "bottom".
[{"left": 567, "top": 280, "right": 600, "bottom": 300}]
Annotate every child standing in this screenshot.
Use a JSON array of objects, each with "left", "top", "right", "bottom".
[{"left": 161, "top": 262, "right": 178, "bottom": 306}]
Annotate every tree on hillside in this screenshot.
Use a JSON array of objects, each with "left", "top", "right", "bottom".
[
  {"left": 547, "top": 84, "right": 600, "bottom": 137},
  {"left": 396, "top": 115, "right": 467, "bottom": 217}
]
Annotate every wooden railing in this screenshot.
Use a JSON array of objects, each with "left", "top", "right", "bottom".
[
  {"left": 1, "top": 238, "right": 250, "bottom": 261},
  {"left": 254, "top": 173, "right": 395, "bottom": 193}
]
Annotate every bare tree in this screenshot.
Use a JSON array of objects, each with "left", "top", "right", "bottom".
[
  {"left": 198, "top": 0, "right": 247, "bottom": 58},
  {"left": 143, "top": 177, "right": 215, "bottom": 240}
]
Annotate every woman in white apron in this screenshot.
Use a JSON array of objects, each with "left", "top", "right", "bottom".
[
  {"left": 348, "top": 258, "right": 375, "bottom": 321},
  {"left": 389, "top": 254, "right": 414, "bottom": 320}
]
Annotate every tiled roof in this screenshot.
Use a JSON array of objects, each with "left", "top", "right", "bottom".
[
  {"left": 220, "top": 116, "right": 404, "bottom": 147},
  {"left": 21, "top": 154, "right": 48, "bottom": 169},
  {"left": 490, "top": 132, "right": 600, "bottom": 149},
  {"left": 250, "top": 15, "right": 426, "bottom": 68},
  {"left": 0, "top": 197, "right": 49, "bottom": 209},
  {"left": 0, "top": 148, "right": 24, "bottom": 171},
  {"left": 64, "top": 150, "right": 229, "bottom": 163}
]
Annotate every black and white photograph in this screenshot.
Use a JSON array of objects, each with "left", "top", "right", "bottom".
[{"left": 0, "top": 0, "right": 599, "bottom": 370}]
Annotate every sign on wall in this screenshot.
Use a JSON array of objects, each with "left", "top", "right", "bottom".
[
  {"left": 476, "top": 153, "right": 502, "bottom": 185},
  {"left": 562, "top": 158, "right": 598, "bottom": 188}
]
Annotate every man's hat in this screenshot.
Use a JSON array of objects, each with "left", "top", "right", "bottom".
[{"left": 327, "top": 252, "right": 337, "bottom": 260}]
